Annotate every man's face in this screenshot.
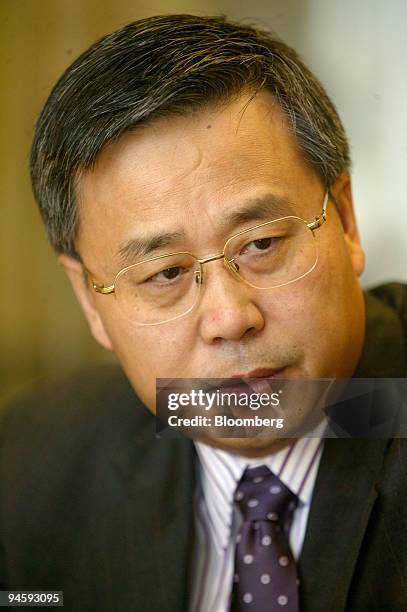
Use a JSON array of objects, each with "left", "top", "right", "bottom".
[{"left": 62, "top": 91, "right": 365, "bottom": 454}]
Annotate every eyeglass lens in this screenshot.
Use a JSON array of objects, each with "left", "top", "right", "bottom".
[{"left": 115, "top": 218, "right": 317, "bottom": 325}]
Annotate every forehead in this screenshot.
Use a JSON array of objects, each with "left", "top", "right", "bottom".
[{"left": 76, "top": 91, "right": 320, "bottom": 271}]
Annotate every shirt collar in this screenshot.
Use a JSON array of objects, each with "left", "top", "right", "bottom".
[{"left": 194, "top": 418, "right": 326, "bottom": 552}]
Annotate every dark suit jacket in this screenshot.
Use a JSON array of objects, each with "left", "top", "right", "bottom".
[{"left": 1, "top": 283, "right": 407, "bottom": 611}]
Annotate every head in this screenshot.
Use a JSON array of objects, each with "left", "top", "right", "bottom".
[{"left": 30, "top": 15, "right": 365, "bottom": 455}]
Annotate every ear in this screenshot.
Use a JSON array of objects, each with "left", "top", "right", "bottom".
[
  {"left": 58, "top": 254, "right": 114, "bottom": 352},
  {"left": 329, "top": 173, "right": 365, "bottom": 277}
]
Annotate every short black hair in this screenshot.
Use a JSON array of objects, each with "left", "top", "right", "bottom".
[{"left": 30, "top": 14, "right": 351, "bottom": 260}]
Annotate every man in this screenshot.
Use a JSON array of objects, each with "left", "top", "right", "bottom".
[{"left": 1, "top": 14, "right": 406, "bottom": 612}]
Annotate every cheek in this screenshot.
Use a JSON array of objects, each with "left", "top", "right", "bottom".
[
  {"left": 258, "top": 277, "right": 319, "bottom": 335},
  {"left": 290, "top": 232, "right": 362, "bottom": 374},
  {"left": 108, "top": 330, "right": 161, "bottom": 411},
  {"left": 256, "top": 224, "right": 349, "bottom": 330},
  {"left": 256, "top": 232, "right": 356, "bottom": 370},
  {"left": 101, "top": 314, "right": 194, "bottom": 408}
]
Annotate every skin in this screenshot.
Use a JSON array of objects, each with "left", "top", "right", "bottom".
[{"left": 59, "top": 90, "right": 366, "bottom": 456}]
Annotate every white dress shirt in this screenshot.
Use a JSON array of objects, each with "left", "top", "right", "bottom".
[{"left": 189, "top": 420, "right": 326, "bottom": 612}]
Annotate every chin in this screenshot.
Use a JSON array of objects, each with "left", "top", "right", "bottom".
[{"left": 196, "top": 435, "right": 293, "bottom": 457}]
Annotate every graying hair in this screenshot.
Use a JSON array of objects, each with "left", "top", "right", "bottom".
[{"left": 30, "top": 14, "right": 351, "bottom": 260}]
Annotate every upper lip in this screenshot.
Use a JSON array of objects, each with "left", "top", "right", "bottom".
[{"left": 230, "top": 367, "right": 285, "bottom": 379}]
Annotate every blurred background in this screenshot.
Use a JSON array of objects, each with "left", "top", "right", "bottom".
[{"left": 1, "top": 0, "right": 406, "bottom": 401}]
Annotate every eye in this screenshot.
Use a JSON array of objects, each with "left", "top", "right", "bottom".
[
  {"left": 252, "top": 237, "right": 273, "bottom": 250},
  {"left": 146, "top": 266, "right": 186, "bottom": 284},
  {"left": 241, "top": 236, "right": 278, "bottom": 255}
]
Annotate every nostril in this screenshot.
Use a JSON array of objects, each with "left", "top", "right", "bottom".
[{"left": 244, "top": 326, "right": 258, "bottom": 338}]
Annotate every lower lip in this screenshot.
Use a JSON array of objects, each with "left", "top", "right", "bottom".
[
  {"left": 217, "top": 369, "right": 287, "bottom": 395},
  {"left": 239, "top": 368, "right": 287, "bottom": 380},
  {"left": 239, "top": 369, "right": 287, "bottom": 395}
]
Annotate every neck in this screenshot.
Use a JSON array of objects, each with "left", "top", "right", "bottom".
[{"left": 194, "top": 435, "right": 295, "bottom": 458}]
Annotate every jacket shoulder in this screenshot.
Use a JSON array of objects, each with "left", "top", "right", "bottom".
[
  {"left": 0, "top": 362, "right": 151, "bottom": 430},
  {"left": 369, "top": 281, "right": 407, "bottom": 329},
  {"left": 0, "top": 364, "right": 154, "bottom": 485}
]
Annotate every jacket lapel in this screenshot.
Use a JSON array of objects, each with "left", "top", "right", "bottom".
[
  {"left": 299, "top": 288, "right": 407, "bottom": 610},
  {"left": 298, "top": 437, "right": 386, "bottom": 611},
  {"left": 109, "top": 403, "right": 196, "bottom": 612}
]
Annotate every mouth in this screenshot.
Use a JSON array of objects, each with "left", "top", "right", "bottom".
[
  {"left": 230, "top": 367, "right": 287, "bottom": 379},
  {"left": 223, "top": 367, "right": 288, "bottom": 396},
  {"left": 169, "top": 368, "right": 289, "bottom": 397}
]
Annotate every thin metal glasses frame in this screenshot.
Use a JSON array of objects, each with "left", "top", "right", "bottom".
[{"left": 83, "top": 190, "right": 330, "bottom": 324}]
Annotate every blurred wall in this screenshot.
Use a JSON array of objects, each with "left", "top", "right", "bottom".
[{"left": 1, "top": 0, "right": 406, "bottom": 400}]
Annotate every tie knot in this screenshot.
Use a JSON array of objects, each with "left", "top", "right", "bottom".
[{"left": 234, "top": 465, "right": 298, "bottom": 524}]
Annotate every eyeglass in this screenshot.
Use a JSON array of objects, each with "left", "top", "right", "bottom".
[{"left": 84, "top": 190, "right": 330, "bottom": 326}]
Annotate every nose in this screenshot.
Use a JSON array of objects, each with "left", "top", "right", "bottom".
[{"left": 196, "top": 258, "right": 265, "bottom": 344}]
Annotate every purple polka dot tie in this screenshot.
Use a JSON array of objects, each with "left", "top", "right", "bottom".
[{"left": 231, "top": 465, "right": 299, "bottom": 611}]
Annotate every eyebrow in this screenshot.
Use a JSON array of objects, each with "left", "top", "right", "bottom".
[
  {"left": 117, "top": 231, "right": 186, "bottom": 266},
  {"left": 219, "top": 193, "right": 296, "bottom": 228},
  {"left": 116, "top": 193, "right": 297, "bottom": 266}
]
